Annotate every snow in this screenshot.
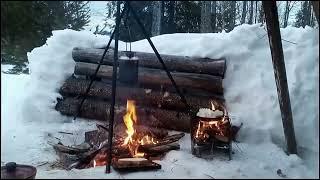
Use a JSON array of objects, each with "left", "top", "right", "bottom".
[{"left": 1, "top": 24, "right": 318, "bottom": 178}]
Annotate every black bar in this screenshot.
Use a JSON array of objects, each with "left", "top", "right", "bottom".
[
  {"left": 73, "top": 4, "right": 128, "bottom": 121},
  {"left": 106, "top": 1, "right": 122, "bottom": 174},
  {"left": 127, "top": 2, "right": 190, "bottom": 111}
]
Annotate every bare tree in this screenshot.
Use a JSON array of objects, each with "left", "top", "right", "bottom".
[
  {"left": 201, "top": 1, "right": 212, "bottom": 32},
  {"left": 311, "top": 1, "right": 319, "bottom": 24},
  {"left": 255, "top": 1, "right": 258, "bottom": 23},
  {"left": 168, "top": 1, "right": 175, "bottom": 33},
  {"left": 248, "top": 1, "right": 254, "bottom": 24},
  {"left": 211, "top": 1, "right": 217, "bottom": 32},
  {"left": 283, "top": 1, "right": 297, "bottom": 27},
  {"left": 151, "top": 1, "right": 162, "bottom": 36},
  {"left": 241, "top": 1, "right": 247, "bottom": 24}
]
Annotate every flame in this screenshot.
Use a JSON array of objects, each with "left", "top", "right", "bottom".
[
  {"left": 211, "top": 101, "right": 215, "bottom": 111},
  {"left": 93, "top": 160, "right": 96, "bottom": 168},
  {"left": 123, "top": 100, "right": 137, "bottom": 145},
  {"left": 122, "top": 100, "right": 158, "bottom": 158},
  {"left": 195, "top": 102, "right": 230, "bottom": 142}
]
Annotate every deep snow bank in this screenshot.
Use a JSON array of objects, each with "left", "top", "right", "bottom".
[{"left": 20, "top": 24, "right": 318, "bottom": 177}]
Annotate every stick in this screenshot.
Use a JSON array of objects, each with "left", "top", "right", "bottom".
[{"left": 58, "top": 131, "right": 74, "bottom": 135}]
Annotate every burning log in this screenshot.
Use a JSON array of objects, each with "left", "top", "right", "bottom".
[
  {"left": 72, "top": 47, "right": 227, "bottom": 78},
  {"left": 139, "top": 133, "right": 185, "bottom": 150},
  {"left": 55, "top": 97, "right": 191, "bottom": 132},
  {"left": 74, "top": 62, "right": 224, "bottom": 94},
  {"left": 60, "top": 76, "right": 223, "bottom": 111}
]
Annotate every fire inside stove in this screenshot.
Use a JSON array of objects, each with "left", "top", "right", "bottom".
[{"left": 191, "top": 101, "right": 232, "bottom": 159}]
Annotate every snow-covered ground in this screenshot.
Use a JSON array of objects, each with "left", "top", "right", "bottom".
[{"left": 1, "top": 24, "right": 319, "bottom": 178}]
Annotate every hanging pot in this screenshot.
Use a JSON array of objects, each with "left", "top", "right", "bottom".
[
  {"left": 119, "top": 52, "right": 139, "bottom": 85},
  {"left": 1, "top": 162, "right": 37, "bottom": 179}
]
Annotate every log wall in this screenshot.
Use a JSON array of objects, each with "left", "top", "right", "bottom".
[{"left": 55, "top": 48, "right": 227, "bottom": 132}]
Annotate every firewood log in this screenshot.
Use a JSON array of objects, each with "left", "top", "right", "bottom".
[
  {"left": 60, "top": 76, "right": 223, "bottom": 111},
  {"left": 74, "top": 62, "right": 223, "bottom": 94},
  {"left": 142, "top": 142, "right": 180, "bottom": 154},
  {"left": 72, "top": 47, "right": 227, "bottom": 78},
  {"left": 55, "top": 97, "right": 191, "bottom": 132},
  {"left": 139, "top": 133, "right": 185, "bottom": 150}
]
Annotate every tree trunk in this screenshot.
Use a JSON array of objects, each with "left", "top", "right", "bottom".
[
  {"left": 55, "top": 97, "right": 191, "bottom": 132},
  {"left": 160, "top": 1, "right": 165, "bottom": 34},
  {"left": 283, "top": 1, "right": 290, "bottom": 27},
  {"left": 74, "top": 62, "right": 224, "bottom": 94},
  {"left": 249, "top": 1, "right": 254, "bottom": 24},
  {"left": 201, "top": 1, "right": 212, "bottom": 33},
  {"left": 255, "top": 1, "right": 258, "bottom": 23},
  {"left": 211, "top": 1, "right": 217, "bottom": 32},
  {"left": 60, "top": 77, "right": 223, "bottom": 111},
  {"left": 241, "top": 1, "right": 247, "bottom": 24},
  {"left": 72, "top": 48, "right": 227, "bottom": 77},
  {"left": 263, "top": 1, "right": 297, "bottom": 155},
  {"left": 258, "top": 2, "right": 264, "bottom": 23},
  {"left": 168, "top": 1, "right": 175, "bottom": 33},
  {"left": 231, "top": 1, "right": 236, "bottom": 30},
  {"left": 311, "top": 1, "right": 319, "bottom": 24},
  {"left": 151, "top": 1, "right": 162, "bottom": 36}
]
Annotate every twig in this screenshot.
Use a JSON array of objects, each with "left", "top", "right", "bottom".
[
  {"left": 234, "top": 142, "right": 243, "bottom": 153},
  {"left": 96, "top": 124, "right": 109, "bottom": 131},
  {"left": 204, "top": 173, "right": 215, "bottom": 179},
  {"left": 36, "top": 162, "right": 49, "bottom": 167},
  {"left": 58, "top": 131, "right": 74, "bottom": 135},
  {"left": 262, "top": 26, "right": 297, "bottom": 44},
  {"left": 281, "top": 39, "right": 297, "bottom": 45}
]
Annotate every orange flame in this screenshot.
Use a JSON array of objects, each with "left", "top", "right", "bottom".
[
  {"left": 123, "top": 100, "right": 137, "bottom": 145},
  {"left": 122, "top": 100, "right": 158, "bottom": 158},
  {"left": 195, "top": 101, "right": 228, "bottom": 141},
  {"left": 211, "top": 101, "right": 215, "bottom": 111}
]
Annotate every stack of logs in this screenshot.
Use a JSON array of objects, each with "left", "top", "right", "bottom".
[{"left": 55, "top": 47, "right": 227, "bottom": 132}]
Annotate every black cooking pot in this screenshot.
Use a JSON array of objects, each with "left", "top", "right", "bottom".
[{"left": 1, "top": 162, "right": 37, "bottom": 179}]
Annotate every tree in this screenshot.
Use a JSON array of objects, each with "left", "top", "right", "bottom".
[
  {"left": 151, "top": 1, "right": 162, "bottom": 36},
  {"left": 211, "top": 1, "right": 217, "bottom": 32},
  {"left": 283, "top": 1, "right": 297, "bottom": 28},
  {"left": 295, "top": 1, "right": 313, "bottom": 27},
  {"left": 200, "top": 1, "right": 212, "bottom": 32},
  {"left": 248, "top": 1, "right": 254, "bottom": 24},
  {"left": 221, "top": 1, "right": 237, "bottom": 32},
  {"left": 175, "top": 1, "right": 201, "bottom": 33},
  {"left": 255, "top": 1, "right": 258, "bottom": 23},
  {"left": 258, "top": 2, "right": 264, "bottom": 23},
  {"left": 241, "top": 1, "right": 247, "bottom": 24},
  {"left": 167, "top": 1, "right": 176, "bottom": 33},
  {"left": 216, "top": 1, "right": 224, "bottom": 32},
  {"left": 1, "top": 1, "right": 90, "bottom": 72}
]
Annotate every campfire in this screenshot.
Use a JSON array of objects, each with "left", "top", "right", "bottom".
[{"left": 53, "top": 100, "right": 185, "bottom": 171}]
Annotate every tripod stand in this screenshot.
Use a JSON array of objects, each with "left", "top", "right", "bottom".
[{"left": 68, "top": 1, "right": 189, "bottom": 173}]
